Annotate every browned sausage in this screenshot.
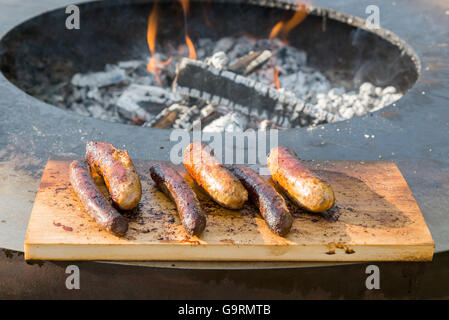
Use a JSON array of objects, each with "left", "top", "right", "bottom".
[
  {"left": 150, "top": 162, "right": 206, "bottom": 236},
  {"left": 182, "top": 142, "right": 248, "bottom": 209},
  {"left": 86, "top": 141, "right": 141, "bottom": 210},
  {"left": 69, "top": 160, "right": 128, "bottom": 236},
  {"left": 267, "top": 146, "right": 335, "bottom": 213},
  {"left": 230, "top": 165, "right": 293, "bottom": 236}
]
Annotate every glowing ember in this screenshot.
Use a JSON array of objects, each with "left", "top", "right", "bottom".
[{"left": 273, "top": 67, "right": 281, "bottom": 89}]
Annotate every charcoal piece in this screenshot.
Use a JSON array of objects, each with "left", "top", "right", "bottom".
[
  {"left": 71, "top": 68, "right": 127, "bottom": 88},
  {"left": 229, "top": 50, "right": 272, "bottom": 75}
]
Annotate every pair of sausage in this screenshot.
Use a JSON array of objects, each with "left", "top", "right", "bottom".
[
  {"left": 70, "top": 160, "right": 129, "bottom": 236},
  {"left": 150, "top": 142, "right": 247, "bottom": 236},
  {"left": 70, "top": 141, "right": 207, "bottom": 237},
  {"left": 69, "top": 142, "right": 142, "bottom": 236}
]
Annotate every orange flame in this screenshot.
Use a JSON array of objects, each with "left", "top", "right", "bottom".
[
  {"left": 269, "top": 2, "right": 308, "bottom": 41},
  {"left": 185, "top": 35, "right": 197, "bottom": 60},
  {"left": 179, "top": 0, "right": 197, "bottom": 60},
  {"left": 269, "top": 21, "right": 284, "bottom": 40},
  {"left": 179, "top": 0, "right": 189, "bottom": 14},
  {"left": 146, "top": 2, "right": 172, "bottom": 84}
]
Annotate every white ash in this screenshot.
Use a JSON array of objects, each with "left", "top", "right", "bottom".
[
  {"left": 203, "top": 111, "right": 248, "bottom": 132},
  {"left": 43, "top": 35, "right": 402, "bottom": 131},
  {"left": 204, "top": 52, "right": 229, "bottom": 70},
  {"left": 200, "top": 104, "right": 216, "bottom": 118},
  {"left": 116, "top": 84, "right": 181, "bottom": 122},
  {"left": 71, "top": 67, "right": 127, "bottom": 88}
]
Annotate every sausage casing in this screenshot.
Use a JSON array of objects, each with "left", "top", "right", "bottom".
[
  {"left": 69, "top": 160, "right": 128, "bottom": 236},
  {"left": 150, "top": 162, "right": 206, "bottom": 236},
  {"left": 230, "top": 165, "right": 293, "bottom": 236},
  {"left": 86, "top": 141, "right": 141, "bottom": 210},
  {"left": 182, "top": 142, "right": 248, "bottom": 209},
  {"left": 267, "top": 146, "right": 335, "bottom": 213}
]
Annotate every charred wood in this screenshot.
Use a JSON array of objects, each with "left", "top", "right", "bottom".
[{"left": 173, "top": 58, "right": 322, "bottom": 124}]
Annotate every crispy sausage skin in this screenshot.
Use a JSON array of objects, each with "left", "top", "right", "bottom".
[
  {"left": 86, "top": 141, "right": 141, "bottom": 210},
  {"left": 69, "top": 160, "right": 128, "bottom": 236},
  {"left": 182, "top": 142, "right": 248, "bottom": 209},
  {"left": 150, "top": 162, "right": 206, "bottom": 236},
  {"left": 267, "top": 146, "right": 335, "bottom": 213},
  {"left": 230, "top": 165, "right": 293, "bottom": 236}
]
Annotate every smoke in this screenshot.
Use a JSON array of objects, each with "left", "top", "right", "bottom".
[{"left": 350, "top": 27, "right": 410, "bottom": 92}]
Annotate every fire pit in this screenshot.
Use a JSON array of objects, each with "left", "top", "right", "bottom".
[{"left": 0, "top": 0, "right": 419, "bottom": 131}]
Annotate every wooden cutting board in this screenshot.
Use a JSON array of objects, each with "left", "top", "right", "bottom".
[{"left": 24, "top": 159, "right": 434, "bottom": 261}]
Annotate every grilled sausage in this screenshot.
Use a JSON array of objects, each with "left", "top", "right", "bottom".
[
  {"left": 86, "top": 141, "right": 141, "bottom": 210},
  {"left": 230, "top": 165, "right": 293, "bottom": 236},
  {"left": 267, "top": 146, "right": 335, "bottom": 213},
  {"left": 182, "top": 142, "right": 248, "bottom": 209},
  {"left": 150, "top": 162, "right": 206, "bottom": 236},
  {"left": 69, "top": 160, "right": 128, "bottom": 236}
]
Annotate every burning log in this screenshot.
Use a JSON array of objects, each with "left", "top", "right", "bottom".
[{"left": 173, "top": 57, "right": 323, "bottom": 125}]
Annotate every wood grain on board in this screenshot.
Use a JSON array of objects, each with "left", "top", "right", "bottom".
[{"left": 24, "top": 160, "right": 434, "bottom": 261}]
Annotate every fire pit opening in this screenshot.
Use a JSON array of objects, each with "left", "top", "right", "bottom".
[{"left": 0, "top": 0, "right": 420, "bottom": 131}]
